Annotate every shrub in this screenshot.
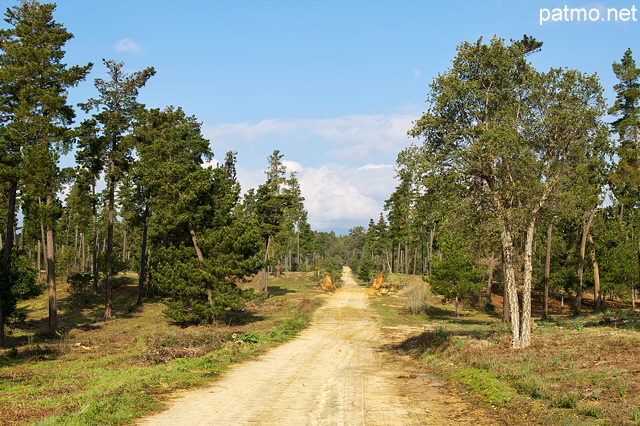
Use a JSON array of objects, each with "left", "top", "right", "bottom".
[
  {"left": 402, "top": 283, "right": 430, "bottom": 314},
  {"left": 67, "top": 273, "right": 93, "bottom": 296}
]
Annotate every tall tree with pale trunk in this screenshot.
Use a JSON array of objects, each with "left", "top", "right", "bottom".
[{"left": 405, "top": 36, "right": 606, "bottom": 348}]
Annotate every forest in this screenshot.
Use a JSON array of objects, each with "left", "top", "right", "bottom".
[
  {"left": 1, "top": 0, "right": 640, "bottom": 355},
  {"left": 0, "top": 1, "right": 342, "bottom": 346}
]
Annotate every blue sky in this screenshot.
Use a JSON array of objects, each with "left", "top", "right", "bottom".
[{"left": 6, "top": 0, "right": 639, "bottom": 233}]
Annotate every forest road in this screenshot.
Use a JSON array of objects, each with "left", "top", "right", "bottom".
[{"left": 139, "top": 267, "right": 500, "bottom": 425}]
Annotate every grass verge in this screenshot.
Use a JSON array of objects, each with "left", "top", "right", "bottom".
[
  {"left": 0, "top": 272, "right": 324, "bottom": 425},
  {"left": 370, "top": 277, "right": 640, "bottom": 425}
]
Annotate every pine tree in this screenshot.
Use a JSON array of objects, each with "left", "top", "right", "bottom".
[
  {"left": 79, "top": 60, "right": 154, "bottom": 319},
  {"left": 0, "top": 0, "right": 91, "bottom": 337}
]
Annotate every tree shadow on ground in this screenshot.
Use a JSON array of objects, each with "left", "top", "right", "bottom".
[
  {"left": 220, "top": 310, "right": 267, "bottom": 326},
  {"left": 267, "top": 285, "right": 296, "bottom": 297}
]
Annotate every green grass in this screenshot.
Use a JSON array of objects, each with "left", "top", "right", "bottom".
[{"left": 0, "top": 271, "right": 324, "bottom": 425}]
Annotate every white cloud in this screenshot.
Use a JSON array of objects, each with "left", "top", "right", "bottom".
[
  {"left": 282, "top": 160, "right": 303, "bottom": 173},
  {"left": 358, "top": 163, "right": 395, "bottom": 171},
  {"left": 205, "top": 111, "right": 414, "bottom": 231},
  {"left": 114, "top": 38, "right": 142, "bottom": 55},
  {"left": 203, "top": 110, "right": 420, "bottom": 162},
  {"left": 236, "top": 161, "right": 397, "bottom": 231},
  {"left": 201, "top": 158, "right": 221, "bottom": 169}
]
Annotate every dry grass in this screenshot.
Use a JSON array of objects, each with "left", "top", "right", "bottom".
[{"left": 371, "top": 281, "right": 640, "bottom": 425}]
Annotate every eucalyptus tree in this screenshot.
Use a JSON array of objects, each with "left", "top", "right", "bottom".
[
  {"left": 405, "top": 36, "right": 606, "bottom": 348},
  {"left": 79, "top": 60, "right": 155, "bottom": 319},
  {"left": 0, "top": 1, "right": 91, "bottom": 336}
]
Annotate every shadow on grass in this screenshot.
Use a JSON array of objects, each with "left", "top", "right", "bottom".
[
  {"left": 218, "top": 310, "right": 267, "bottom": 326},
  {"left": 266, "top": 285, "right": 296, "bottom": 297}
]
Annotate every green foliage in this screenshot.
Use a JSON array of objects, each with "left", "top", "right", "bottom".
[
  {"left": 357, "top": 254, "right": 377, "bottom": 282},
  {"left": 429, "top": 235, "right": 482, "bottom": 308},
  {"left": 0, "top": 254, "right": 39, "bottom": 321},
  {"left": 154, "top": 246, "right": 247, "bottom": 325},
  {"left": 67, "top": 273, "right": 92, "bottom": 296},
  {"left": 154, "top": 218, "right": 262, "bottom": 325}
]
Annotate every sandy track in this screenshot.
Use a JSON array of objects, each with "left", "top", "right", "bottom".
[{"left": 139, "top": 267, "right": 498, "bottom": 425}]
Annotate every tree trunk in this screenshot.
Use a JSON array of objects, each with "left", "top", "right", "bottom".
[
  {"left": 636, "top": 238, "right": 640, "bottom": 310},
  {"left": 187, "top": 222, "right": 204, "bottom": 261},
  {"left": 413, "top": 246, "right": 418, "bottom": 275},
  {"left": 122, "top": 227, "right": 127, "bottom": 263},
  {"left": 486, "top": 251, "right": 496, "bottom": 302},
  {"left": 587, "top": 233, "right": 602, "bottom": 312},
  {"left": 40, "top": 202, "right": 48, "bottom": 277},
  {"left": 542, "top": 223, "right": 552, "bottom": 320},
  {"left": 105, "top": 174, "right": 115, "bottom": 320},
  {"left": 391, "top": 241, "right": 396, "bottom": 273},
  {"left": 501, "top": 228, "right": 520, "bottom": 346},
  {"left": 455, "top": 295, "right": 459, "bottom": 317},
  {"left": 262, "top": 235, "right": 272, "bottom": 296},
  {"left": 427, "top": 225, "right": 435, "bottom": 276},
  {"left": 3, "top": 178, "right": 18, "bottom": 264},
  {"left": 74, "top": 225, "right": 78, "bottom": 272},
  {"left": 137, "top": 216, "right": 148, "bottom": 305},
  {"left": 36, "top": 240, "right": 42, "bottom": 276},
  {"left": 296, "top": 230, "right": 300, "bottom": 267},
  {"left": 404, "top": 242, "right": 409, "bottom": 275},
  {"left": 576, "top": 207, "right": 597, "bottom": 314},
  {"left": 92, "top": 186, "right": 99, "bottom": 294},
  {"left": 65, "top": 208, "right": 71, "bottom": 277},
  {"left": 0, "top": 178, "right": 11, "bottom": 345},
  {"left": 520, "top": 220, "right": 536, "bottom": 349},
  {"left": 187, "top": 221, "right": 211, "bottom": 303},
  {"left": 81, "top": 232, "right": 85, "bottom": 272},
  {"left": 46, "top": 195, "right": 57, "bottom": 333},
  {"left": 501, "top": 249, "right": 510, "bottom": 325}
]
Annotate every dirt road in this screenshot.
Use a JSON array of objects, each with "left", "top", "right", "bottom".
[{"left": 139, "top": 267, "right": 498, "bottom": 425}]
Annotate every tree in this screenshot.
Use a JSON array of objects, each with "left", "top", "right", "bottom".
[
  {"left": 609, "top": 48, "right": 640, "bottom": 305},
  {"left": 610, "top": 48, "right": 640, "bottom": 205},
  {"left": 79, "top": 60, "right": 154, "bottom": 319},
  {"left": 430, "top": 233, "right": 482, "bottom": 317},
  {"left": 406, "top": 36, "right": 606, "bottom": 348},
  {"left": 0, "top": 0, "right": 91, "bottom": 337},
  {"left": 384, "top": 171, "right": 415, "bottom": 274},
  {"left": 132, "top": 107, "right": 262, "bottom": 323},
  {"left": 254, "top": 150, "right": 296, "bottom": 295}
]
